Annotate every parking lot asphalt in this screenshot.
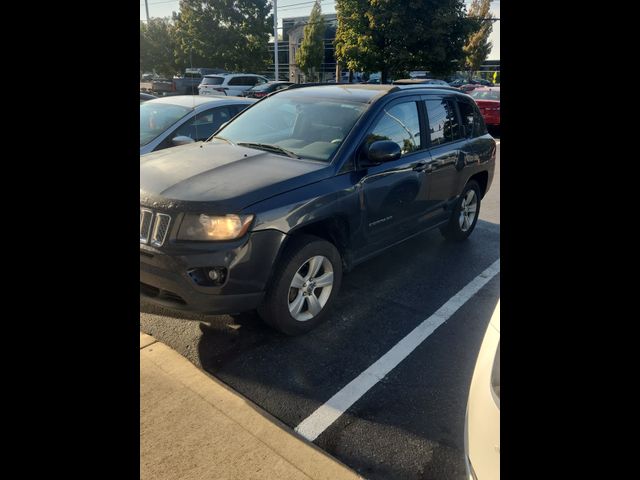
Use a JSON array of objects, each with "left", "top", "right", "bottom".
[{"left": 140, "top": 142, "right": 500, "bottom": 479}]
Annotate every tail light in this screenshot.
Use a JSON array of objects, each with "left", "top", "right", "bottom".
[
  {"left": 255, "top": 92, "right": 266, "bottom": 98},
  {"left": 171, "top": 81, "right": 176, "bottom": 92}
]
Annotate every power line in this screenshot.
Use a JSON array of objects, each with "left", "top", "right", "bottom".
[
  {"left": 143, "top": 0, "right": 180, "bottom": 5},
  {"left": 279, "top": 0, "right": 333, "bottom": 11},
  {"left": 275, "top": 18, "right": 334, "bottom": 29},
  {"left": 279, "top": 0, "right": 316, "bottom": 7}
]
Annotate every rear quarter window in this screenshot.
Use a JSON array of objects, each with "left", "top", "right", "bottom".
[
  {"left": 472, "top": 102, "right": 488, "bottom": 136},
  {"left": 457, "top": 99, "right": 479, "bottom": 138},
  {"left": 201, "top": 76, "right": 224, "bottom": 85}
]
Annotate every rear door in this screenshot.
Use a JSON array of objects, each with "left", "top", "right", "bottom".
[
  {"left": 423, "top": 96, "right": 467, "bottom": 210},
  {"left": 225, "top": 76, "right": 246, "bottom": 96}
]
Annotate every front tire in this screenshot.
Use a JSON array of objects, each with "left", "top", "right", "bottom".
[
  {"left": 440, "top": 180, "right": 481, "bottom": 241},
  {"left": 258, "top": 235, "right": 342, "bottom": 336}
]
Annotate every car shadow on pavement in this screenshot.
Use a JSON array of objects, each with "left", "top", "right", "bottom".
[
  {"left": 141, "top": 220, "right": 500, "bottom": 385},
  {"left": 140, "top": 220, "right": 500, "bottom": 480}
]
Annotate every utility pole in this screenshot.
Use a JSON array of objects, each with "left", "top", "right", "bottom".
[
  {"left": 144, "top": 0, "right": 150, "bottom": 22},
  {"left": 273, "top": 0, "right": 279, "bottom": 81}
]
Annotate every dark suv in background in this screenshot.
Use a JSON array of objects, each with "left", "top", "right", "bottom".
[{"left": 140, "top": 84, "right": 496, "bottom": 335}]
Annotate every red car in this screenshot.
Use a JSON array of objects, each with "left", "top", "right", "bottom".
[{"left": 470, "top": 87, "right": 500, "bottom": 127}]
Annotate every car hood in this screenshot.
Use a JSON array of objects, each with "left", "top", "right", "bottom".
[{"left": 140, "top": 141, "right": 333, "bottom": 212}]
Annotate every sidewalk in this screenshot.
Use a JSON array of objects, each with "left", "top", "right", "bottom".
[{"left": 140, "top": 332, "right": 362, "bottom": 480}]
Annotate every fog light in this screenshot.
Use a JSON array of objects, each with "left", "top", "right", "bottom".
[{"left": 188, "top": 267, "right": 227, "bottom": 286}]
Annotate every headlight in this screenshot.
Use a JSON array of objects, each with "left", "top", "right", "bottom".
[{"left": 177, "top": 213, "right": 254, "bottom": 241}]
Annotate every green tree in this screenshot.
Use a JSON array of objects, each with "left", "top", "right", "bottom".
[
  {"left": 140, "top": 18, "right": 180, "bottom": 78},
  {"left": 334, "top": 0, "right": 472, "bottom": 83},
  {"left": 172, "top": 0, "right": 273, "bottom": 73},
  {"left": 140, "top": 21, "right": 150, "bottom": 77},
  {"left": 463, "top": 0, "right": 493, "bottom": 81},
  {"left": 296, "top": 1, "right": 326, "bottom": 82}
]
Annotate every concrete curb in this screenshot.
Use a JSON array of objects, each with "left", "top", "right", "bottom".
[{"left": 141, "top": 331, "right": 362, "bottom": 480}]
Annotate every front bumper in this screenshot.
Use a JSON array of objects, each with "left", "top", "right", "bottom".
[{"left": 140, "top": 229, "right": 287, "bottom": 315}]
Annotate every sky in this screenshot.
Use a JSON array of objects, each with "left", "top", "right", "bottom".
[{"left": 140, "top": 0, "right": 500, "bottom": 60}]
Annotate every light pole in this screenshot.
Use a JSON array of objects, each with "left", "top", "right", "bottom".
[
  {"left": 273, "top": 0, "right": 278, "bottom": 80},
  {"left": 144, "top": 0, "right": 150, "bottom": 22}
]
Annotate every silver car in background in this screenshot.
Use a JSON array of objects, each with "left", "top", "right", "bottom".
[
  {"left": 198, "top": 73, "right": 270, "bottom": 97},
  {"left": 140, "top": 95, "right": 256, "bottom": 155}
]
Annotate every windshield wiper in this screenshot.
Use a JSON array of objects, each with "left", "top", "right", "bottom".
[
  {"left": 209, "top": 135, "right": 236, "bottom": 146},
  {"left": 237, "top": 142, "right": 301, "bottom": 159}
]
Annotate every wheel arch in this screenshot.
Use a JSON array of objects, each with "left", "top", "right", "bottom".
[{"left": 467, "top": 170, "right": 489, "bottom": 198}]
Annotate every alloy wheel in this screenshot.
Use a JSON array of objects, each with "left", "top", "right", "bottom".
[
  {"left": 288, "top": 255, "right": 334, "bottom": 322},
  {"left": 459, "top": 189, "right": 478, "bottom": 232}
]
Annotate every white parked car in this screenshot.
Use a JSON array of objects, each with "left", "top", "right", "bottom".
[
  {"left": 140, "top": 95, "right": 256, "bottom": 155},
  {"left": 465, "top": 300, "right": 500, "bottom": 480},
  {"left": 198, "top": 73, "right": 270, "bottom": 97}
]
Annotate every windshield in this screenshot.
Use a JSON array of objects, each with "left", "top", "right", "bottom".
[
  {"left": 201, "top": 76, "right": 225, "bottom": 85},
  {"left": 140, "top": 102, "right": 191, "bottom": 147},
  {"left": 214, "top": 95, "right": 367, "bottom": 162},
  {"left": 471, "top": 90, "right": 500, "bottom": 101}
]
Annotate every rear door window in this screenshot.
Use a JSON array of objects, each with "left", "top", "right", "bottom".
[
  {"left": 228, "top": 77, "right": 244, "bottom": 86},
  {"left": 425, "top": 98, "right": 462, "bottom": 146}
]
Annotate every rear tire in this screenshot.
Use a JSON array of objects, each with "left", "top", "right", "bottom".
[
  {"left": 258, "top": 235, "right": 342, "bottom": 336},
  {"left": 440, "top": 180, "right": 481, "bottom": 241}
]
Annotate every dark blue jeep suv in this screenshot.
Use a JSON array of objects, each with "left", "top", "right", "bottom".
[{"left": 140, "top": 84, "right": 496, "bottom": 335}]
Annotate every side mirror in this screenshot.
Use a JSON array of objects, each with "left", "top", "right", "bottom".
[
  {"left": 172, "top": 135, "right": 195, "bottom": 146},
  {"left": 361, "top": 140, "right": 401, "bottom": 167}
]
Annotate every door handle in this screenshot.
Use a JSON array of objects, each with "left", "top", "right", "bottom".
[
  {"left": 413, "top": 161, "right": 430, "bottom": 172},
  {"left": 456, "top": 151, "right": 466, "bottom": 169}
]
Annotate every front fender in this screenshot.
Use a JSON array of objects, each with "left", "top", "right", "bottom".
[{"left": 245, "top": 173, "right": 360, "bottom": 236}]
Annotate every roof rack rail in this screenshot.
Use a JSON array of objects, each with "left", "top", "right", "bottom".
[
  {"left": 389, "top": 84, "right": 463, "bottom": 94},
  {"left": 286, "top": 82, "right": 355, "bottom": 89}
]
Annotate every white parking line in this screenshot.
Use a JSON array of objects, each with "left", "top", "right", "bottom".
[{"left": 294, "top": 259, "right": 501, "bottom": 442}]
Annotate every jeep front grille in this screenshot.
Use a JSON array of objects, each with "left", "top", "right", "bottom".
[
  {"left": 140, "top": 208, "right": 153, "bottom": 243},
  {"left": 151, "top": 213, "right": 171, "bottom": 247},
  {"left": 140, "top": 208, "right": 171, "bottom": 247}
]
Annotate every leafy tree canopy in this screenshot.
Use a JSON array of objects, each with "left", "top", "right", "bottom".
[
  {"left": 463, "top": 0, "right": 493, "bottom": 79},
  {"left": 172, "top": 0, "right": 273, "bottom": 72},
  {"left": 296, "top": 1, "right": 326, "bottom": 81},
  {"left": 335, "top": 0, "right": 473, "bottom": 82}
]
